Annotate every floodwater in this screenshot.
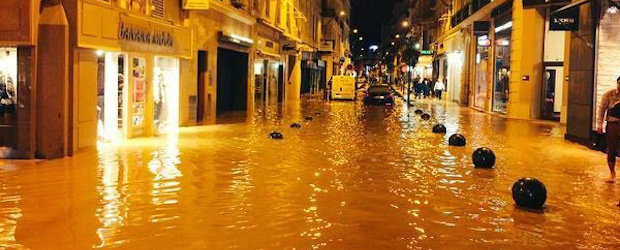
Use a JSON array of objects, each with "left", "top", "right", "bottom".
[{"left": 1, "top": 99, "right": 619, "bottom": 250}]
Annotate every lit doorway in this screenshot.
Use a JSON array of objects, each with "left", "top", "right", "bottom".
[
  {"left": 97, "top": 52, "right": 127, "bottom": 142},
  {"left": 153, "top": 56, "right": 180, "bottom": 135}
]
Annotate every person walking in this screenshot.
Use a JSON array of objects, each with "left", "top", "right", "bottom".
[
  {"left": 422, "top": 79, "right": 430, "bottom": 98},
  {"left": 434, "top": 79, "right": 445, "bottom": 100},
  {"left": 597, "top": 77, "right": 620, "bottom": 185}
]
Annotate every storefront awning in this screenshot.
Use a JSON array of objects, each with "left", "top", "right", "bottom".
[{"left": 552, "top": 0, "right": 590, "bottom": 15}]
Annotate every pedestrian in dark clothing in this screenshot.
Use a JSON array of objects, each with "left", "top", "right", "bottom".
[{"left": 422, "top": 79, "right": 430, "bottom": 98}]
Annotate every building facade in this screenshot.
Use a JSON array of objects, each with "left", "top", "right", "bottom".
[{"left": 0, "top": 0, "right": 346, "bottom": 159}]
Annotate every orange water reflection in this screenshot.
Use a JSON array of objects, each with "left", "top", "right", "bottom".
[{"left": 0, "top": 100, "right": 619, "bottom": 250}]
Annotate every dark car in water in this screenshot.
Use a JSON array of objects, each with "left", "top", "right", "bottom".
[{"left": 363, "top": 85, "right": 395, "bottom": 106}]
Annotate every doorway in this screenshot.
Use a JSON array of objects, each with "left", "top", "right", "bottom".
[
  {"left": 216, "top": 48, "right": 248, "bottom": 116},
  {"left": 153, "top": 56, "right": 180, "bottom": 135},
  {"left": 97, "top": 52, "right": 127, "bottom": 142},
  {"left": 541, "top": 65, "right": 563, "bottom": 121},
  {"left": 197, "top": 50, "right": 207, "bottom": 123}
]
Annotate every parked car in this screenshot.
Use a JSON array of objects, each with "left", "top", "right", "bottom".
[{"left": 364, "top": 84, "right": 395, "bottom": 106}]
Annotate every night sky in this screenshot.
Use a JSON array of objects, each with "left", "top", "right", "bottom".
[{"left": 351, "top": 0, "right": 401, "bottom": 48}]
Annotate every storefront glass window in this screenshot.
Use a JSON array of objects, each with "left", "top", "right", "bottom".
[
  {"left": 474, "top": 35, "right": 490, "bottom": 109},
  {"left": 594, "top": 10, "right": 620, "bottom": 128},
  {"left": 154, "top": 57, "right": 179, "bottom": 135},
  {"left": 132, "top": 57, "right": 146, "bottom": 132},
  {"left": 0, "top": 48, "right": 17, "bottom": 118},
  {"left": 493, "top": 19, "right": 512, "bottom": 114}
]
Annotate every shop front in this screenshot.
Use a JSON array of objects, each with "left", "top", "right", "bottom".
[
  {"left": 301, "top": 51, "right": 323, "bottom": 97},
  {"left": 75, "top": 1, "right": 191, "bottom": 149},
  {"left": 492, "top": 11, "right": 512, "bottom": 114},
  {"left": 0, "top": 0, "right": 37, "bottom": 158},
  {"left": 473, "top": 22, "right": 491, "bottom": 110},
  {"left": 593, "top": 3, "right": 620, "bottom": 131},
  {"left": 254, "top": 23, "right": 284, "bottom": 106}
]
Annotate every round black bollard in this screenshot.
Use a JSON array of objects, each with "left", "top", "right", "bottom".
[
  {"left": 304, "top": 116, "right": 314, "bottom": 121},
  {"left": 421, "top": 113, "right": 431, "bottom": 120},
  {"left": 415, "top": 109, "right": 424, "bottom": 115},
  {"left": 512, "top": 178, "right": 547, "bottom": 209},
  {"left": 315, "top": 112, "right": 321, "bottom": 115},
  {"left": 472, "top": 147, "right": 496, "bottom": 168},
  {"left": 269, "top": 132, "right": 284, "bottom": 140},
  {"left": 432, "top": 124, "right": 447, "bottom": 134},
  {"left": 290, "top": 123, "right": 302, "bottom": 128},
  {"left": 448, "top": 134, "right": 467, "bottom": 146}
]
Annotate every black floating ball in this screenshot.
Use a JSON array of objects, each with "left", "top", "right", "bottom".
[
  {"left": 415, "top": 109, "right": 424, "bottom": 115},
  {"left": 448, "top": 134, "right": 467, "bottom": 146},
  {"left": 421, "top": 113, "right": 431, "bottom": 120},
  {"left": 472, "top": 147, "right": 496, "bottom": 168},
  {"left": 432, "top": 124, "right": 447, "bottom": 134},
  {"left": 290, "top": 123, "right": 302, "bottom": 128},
  {"left": 269, "top": 132, "right": 284, "bottom": 140},
  {"left": 304, "top": 116, "right": 314, "bottom": 121},
  {"left": 512, "top": 178, "right": 547, "bottom": 209}
]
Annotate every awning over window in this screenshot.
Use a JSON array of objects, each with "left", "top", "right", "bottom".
[{"left": 552, "top": 0, "right": 590, "bottom": 15}]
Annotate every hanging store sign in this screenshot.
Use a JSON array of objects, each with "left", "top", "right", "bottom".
[
  {"left": 182, "top": 0, "right": 209, "bottom": 10},
  {"left": 550, "top": 6, "right": 579, "bottom": 31},
  {"left": 319, "top": 40, "right": 335, "bottom": 52},
  {"left": 118, "top": 19, "right": 174, "bottom": 47},
  {"left": 420, "top": 50, "right": 434, "bottom": 55}
]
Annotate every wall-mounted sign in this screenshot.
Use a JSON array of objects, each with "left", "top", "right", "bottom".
[
  {"left": 118, "top": 19, "right": 174, "bottom": 47},
  {"left": 319, "top": 40, "right": 335, "bottom": 52},
  {"left": 550, "top": 6, "right": 579, "bottom": 31},
  {"left": 219, "top": 32, "right": 254, "bottom": 47},
  {"left": 183, "top": 0, "right": 209, "bottom": 10}
]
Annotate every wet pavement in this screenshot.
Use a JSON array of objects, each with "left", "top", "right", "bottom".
[{"left": 1, "top": 99, "right": 619, "bottom": 250}]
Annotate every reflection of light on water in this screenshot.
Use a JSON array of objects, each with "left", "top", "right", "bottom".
[
  {"left": 148, "top": 136, "right": 182, "bottom": 223},
  {"left": 94, "top": 149, "right": 129, "bottom": 249},
  {"left": 0, "top": 179, "right": 23, "bottom": 248}
]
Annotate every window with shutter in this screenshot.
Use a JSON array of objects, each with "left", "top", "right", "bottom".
[{"left": 151, "top": 0, "right": 164, "bottom": 19}]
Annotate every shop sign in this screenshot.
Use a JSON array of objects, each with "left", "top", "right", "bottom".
[
  {"left": 550, "top": 6, "right": 579, "bottom": 31},
  {"left": 421, "top": 50, "right": 434, "bottom": 55},
  {"left": 118, "top": 20, "right": 174, "bottom": 47},
  {"left": 319, "top": 40, "right": 334, "bottom": 52},
  {"left": 183, "top": 0, "right": 209, "bottom": 10},
  {"left": 219, "top": 32, "right": 254, "bottom": 47}
]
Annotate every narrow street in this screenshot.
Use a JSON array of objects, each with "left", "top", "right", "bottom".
[{"left": 1, "top": 99, "right": 619, "bottom": 250}]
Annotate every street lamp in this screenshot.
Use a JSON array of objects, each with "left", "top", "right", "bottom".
[
  {"left": 359, "top": 37, "right": 363, "bottom": 41},
  {"left": 339, "top": 10, "right": 346, "bottom": 17},
  {"left": 353, "top": 29, "right": 358, "bottom": 34},
  {"left": 395, "top": 34, "right": 400, "bottom": 39},
  {"left": 402, "top": 20, "right": 410, "bottom": 27},
  {"left": 415, "top": 43, "right": 421, "bottom": 49},
  {"left": 391, "top": 41, "right": 395, "bottom": 46}
]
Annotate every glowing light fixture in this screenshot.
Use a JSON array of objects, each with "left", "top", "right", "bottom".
[
  {"left": 609, "top": 6, "right": 619, "bottom": 14},
  {"left": 369, "top": 45, "right": 379, "bottom": 51},
  {"left": 391, "top": 42, "right": 395, "bottom": 46},
  {"left": 495, "top": 21, "right": 513, "bottom": 33},
  {"left": 230, "top": 34, "right": 254, "bottom": 44},
  {"left": 96, "top": 50, "right": 104, "bottom": 57},
  {"left": 339, "top": 10, "right": 346, "bottom": 16},
  {"left": 395, "top": 34, "right": 400, "bottom": 39},
  {"left": 415, "top": 43, "right": 421, "bottom": 49},
  {"left": 402, "top": 20, "right": 410, "bottom": 27},
  {"left": 353, "top": 29, "right": 359, "bottom": 34},
  {"left": 359, "top": 37, "right": 363, "bottom": 41}
]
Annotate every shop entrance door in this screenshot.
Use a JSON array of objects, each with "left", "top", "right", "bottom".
[
  {"left": 217, "top": 48, "right": 248, "bottom": 116},
  {"left": 541, "top": 65, "right": 563, "bottom": 121},
  {"left": 153, "top": 57, "right": 180, "bottom": 135},
  {"left": 97, "top": 52, "right": 127, "bottom": 142}
]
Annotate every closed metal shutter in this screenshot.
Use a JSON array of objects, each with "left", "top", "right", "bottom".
[{"left": 151, "top": 0, "right": 164, "bottom": 19}]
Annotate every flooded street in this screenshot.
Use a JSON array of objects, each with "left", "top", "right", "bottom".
[{"left": 1, "top": 99, "right": 619, "bottom": 250}]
